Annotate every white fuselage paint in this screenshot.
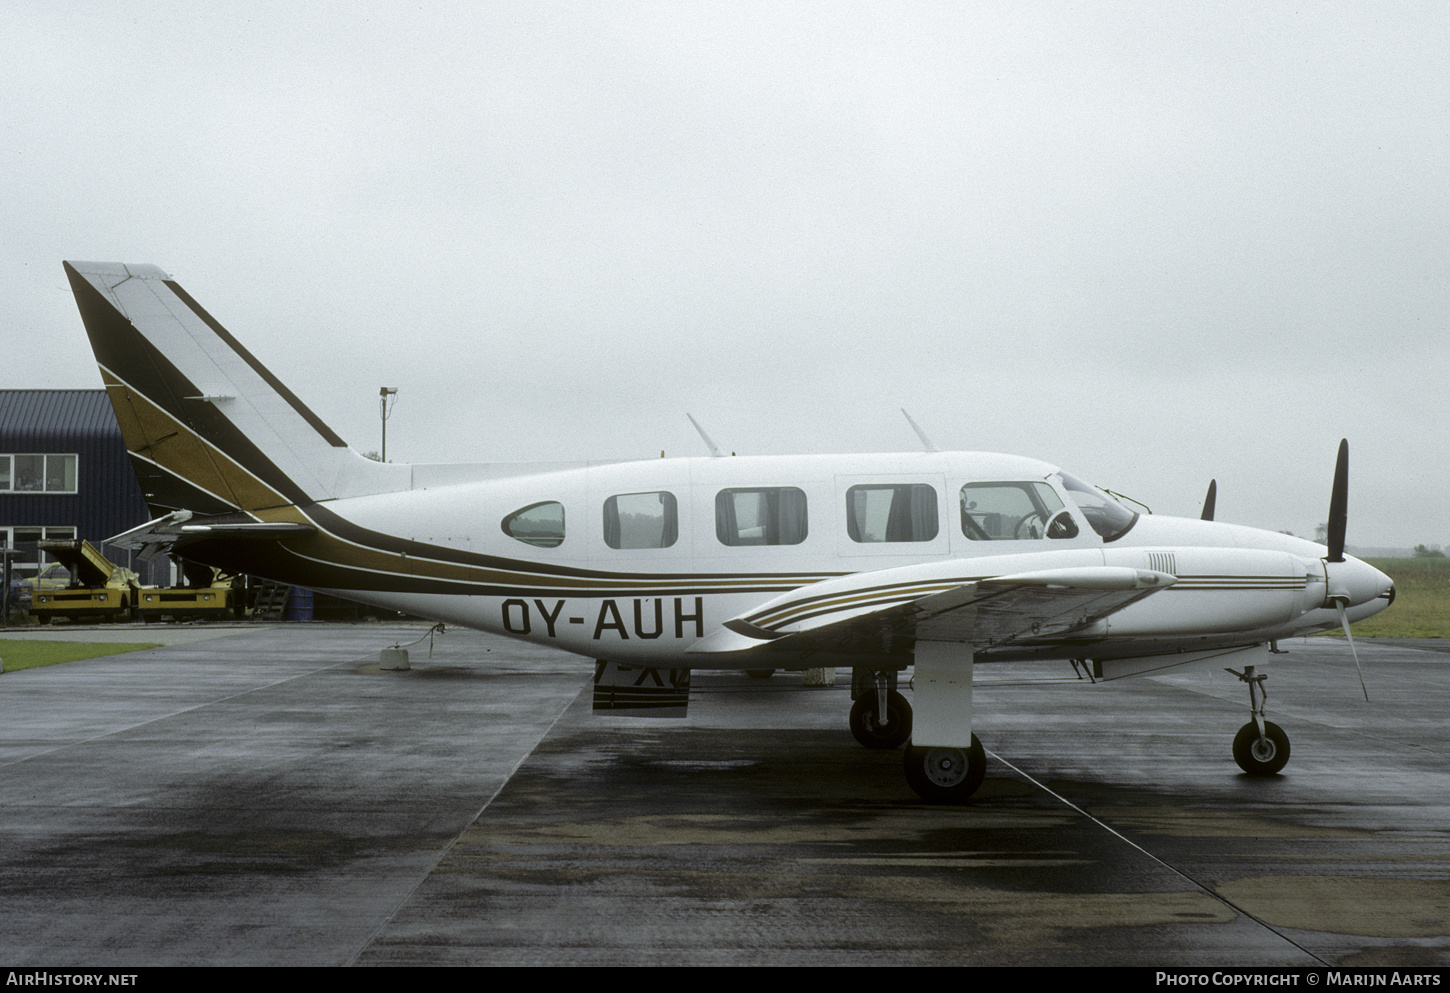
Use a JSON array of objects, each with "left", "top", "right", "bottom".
[{"left": 298, "top": 451, "right": 1393, "bottom": 669}]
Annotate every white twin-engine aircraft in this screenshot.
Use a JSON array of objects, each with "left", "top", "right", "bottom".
[{"left": 65, "top": 261, "right": 1395, "bottom": 803}]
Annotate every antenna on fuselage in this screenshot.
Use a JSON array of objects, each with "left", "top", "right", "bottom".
[
  {"left": 686, "top": 413, "right": 725, "bottom": 458},
  {"left": 900, "top": 408, "right": 938, "bottom": 453}
]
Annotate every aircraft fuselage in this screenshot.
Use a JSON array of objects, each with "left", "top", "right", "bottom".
[{"left": 185, "top": 450, "right": 1390, "bottom": 668}]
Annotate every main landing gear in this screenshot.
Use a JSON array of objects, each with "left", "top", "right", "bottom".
[
  {"left": 851, "top": 661, "right": 986, "bottom": 804},
  {"left": 902, "top": 738, "right": 987, "bottom": 804},
  {"left": 849, "top": 669, "right": 912, "bottom": 750},
  {"left": 1228, "top": 663, "right": 1291, "bottom": 776}
]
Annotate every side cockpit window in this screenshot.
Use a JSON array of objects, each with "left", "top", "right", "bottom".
[
  {"left": 502, "top": 501, "right": 565, "bottom": 548},
  {"left": 604, "top": 491, "right": 678, "bottom": 549},
  {"left": 716, "top": 487, "right": 808, "bottom": 546},
  {"left": 960, "top": 482, "right": 1069, "bottom": 540},
  {"left": 846, "top": 484, "right": 939, "bottom": 542}
]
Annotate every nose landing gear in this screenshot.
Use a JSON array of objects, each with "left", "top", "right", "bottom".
[
  {"left": 1232, "top": 720, "right": 1290, "bottom": 775},
  {"left": 1227, "top": 664, "right": 1291, "bottom": 776}
]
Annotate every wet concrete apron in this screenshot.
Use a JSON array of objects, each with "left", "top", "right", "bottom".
[
  {"left": 1, "top": 627, "right": 1445, "bottom": 966},
  {"left": 361, "top": 640, "right": 1450, "bottom": 966}
]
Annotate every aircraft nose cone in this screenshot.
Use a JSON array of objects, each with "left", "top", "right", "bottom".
[
  {"left": 1327, "top": 556, "right": 1394, "bottom": 609},
  {"left": 1366, "top": 561, "right": 1394, "bottom": 604}
]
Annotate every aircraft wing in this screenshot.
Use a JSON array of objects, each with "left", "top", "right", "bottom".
[{"left": 688, "top": 562, "right": 1176, "bottom": 657}]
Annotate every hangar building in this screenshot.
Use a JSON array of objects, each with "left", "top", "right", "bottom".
[{"left": 0, "top": 389, "right": 169, "bottom": 586}]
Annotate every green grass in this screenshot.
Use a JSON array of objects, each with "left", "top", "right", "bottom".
[
  {"left": 1342, "top": 558, "right": 1450, "bottom": 638},
  {"left": 0, "top": 639, "right": 162, "bottom": 673}
]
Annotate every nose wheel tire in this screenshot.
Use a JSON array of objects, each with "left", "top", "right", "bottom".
[
  {"left": 1232, "top": 721, "right": 1290, "bottom": 776},
  {"left": 849, "top": 689, "right": 912, "bottom": 750},
  {"left": 903, "top": 735, "right": 986, "bottom": 803}
]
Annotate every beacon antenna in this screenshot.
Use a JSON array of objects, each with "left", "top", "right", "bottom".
[
  {"left": 686, "top": 413, "right": 725, "bottom": 457},
  {"left": 901, "top": 409, "right": 939, "bottom": 453}
]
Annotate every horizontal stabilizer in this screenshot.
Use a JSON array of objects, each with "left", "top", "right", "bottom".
[{"left": 107, "top": 510, "right": 316, "bottom": 560}]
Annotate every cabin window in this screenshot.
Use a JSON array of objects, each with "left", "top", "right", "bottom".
[
  {"left": 960, "top": 482, "right": 1066, "bottom": 540},
  {"left": 716, "top": 487, "right": 808, "bottom": 546},
  {"left": 604, "top": 491, "right": 678, "bottom": 549},
  {"left": 501, "top": 501, "right": 565, "bottom": 548},
  {"left": 846, "top": 484, "right": 938, "bottom": 543}
]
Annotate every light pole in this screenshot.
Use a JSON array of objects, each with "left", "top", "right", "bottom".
[{"left": 379, "top": 387, "right": 398, "bottom": 462}]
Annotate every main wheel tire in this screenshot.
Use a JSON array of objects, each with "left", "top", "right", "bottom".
[
  {"left": 903, "top": 735, "right": 987, "bottom": 803},
  {"left": 849, "top": 689, "right": 913, "bottom": 749},
  {"left": 1232, "top": 720, "right": 1290, "bottom": 776}
]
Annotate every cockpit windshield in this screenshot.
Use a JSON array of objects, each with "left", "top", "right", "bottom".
[{"left": 1058, "top": 472, "right": 1138, "bottom": 541}]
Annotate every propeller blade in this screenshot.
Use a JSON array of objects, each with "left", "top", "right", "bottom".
[
  {"left": 1334, "top": 599, "right": 1370, "bottom": 702},
  {"left": 1327, "top": 439, "right": 1348, "bottom": 563},
  {"left": 1324, "top": 440, "right": 1368, "bottom": 700},
  {"left": 1201, "top": 479, "right": 1217, "bottom": 521}
]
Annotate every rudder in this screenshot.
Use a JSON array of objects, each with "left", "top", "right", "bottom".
[{"left": 64, "top": 261, "right": 384, "bottom": 516}]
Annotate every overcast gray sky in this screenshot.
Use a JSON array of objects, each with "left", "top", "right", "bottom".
[{"left": 3, "top": 1, "right": 1446, "bottom": 548}]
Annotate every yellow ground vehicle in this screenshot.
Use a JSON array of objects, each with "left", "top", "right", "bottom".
[
  {"left": 135, "top": 576, "right": 243, "bottom": 622},
  {"left": 28, "top": 542, "right": 244, "bottom": 623},
  {"left": 29, "top": 540, "right": 139, "bottom": 624}
]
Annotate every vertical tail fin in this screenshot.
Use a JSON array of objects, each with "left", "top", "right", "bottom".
[{"left": 64, "top": 261, "right": 392, "bottom": 515}]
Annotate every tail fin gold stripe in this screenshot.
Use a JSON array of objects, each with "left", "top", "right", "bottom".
[{"left": 100, "top": 367, "right": 289, "bottom": 512}]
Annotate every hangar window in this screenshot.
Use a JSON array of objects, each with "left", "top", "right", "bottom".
[
  {"left": 502, "top": 501, "right": 565, "bottom": 548},
  {"left": 716, "top": 487, "right": 808, "bottom": 546},
  {"left": 604, "top": 491, "right": 678, "bottom": 549},
  {"left": 960, "top": 482, "right": 1067, "bottom": 540},
  {"left": 846, "top": 484, "right": 938, "bottom": 542},
  {"left": 0, "top": 525, "right": 78, "bottom": 578},
  {"left": 1, "top": 454, "right": 77, "bottom": 493}
]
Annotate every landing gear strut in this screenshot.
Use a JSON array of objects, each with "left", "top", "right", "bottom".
[
  {"left": 848, "top": 668, "right": 911, "bottom": 749},
  {"left": 1228, "top": 664, "right": 1291, "bottom": 776},
  {"left": 850, "top": 690, "right": 912, "bottom": 749},
  {"left": 900, "top": 639, "right": 984, "bottom": 802}
]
